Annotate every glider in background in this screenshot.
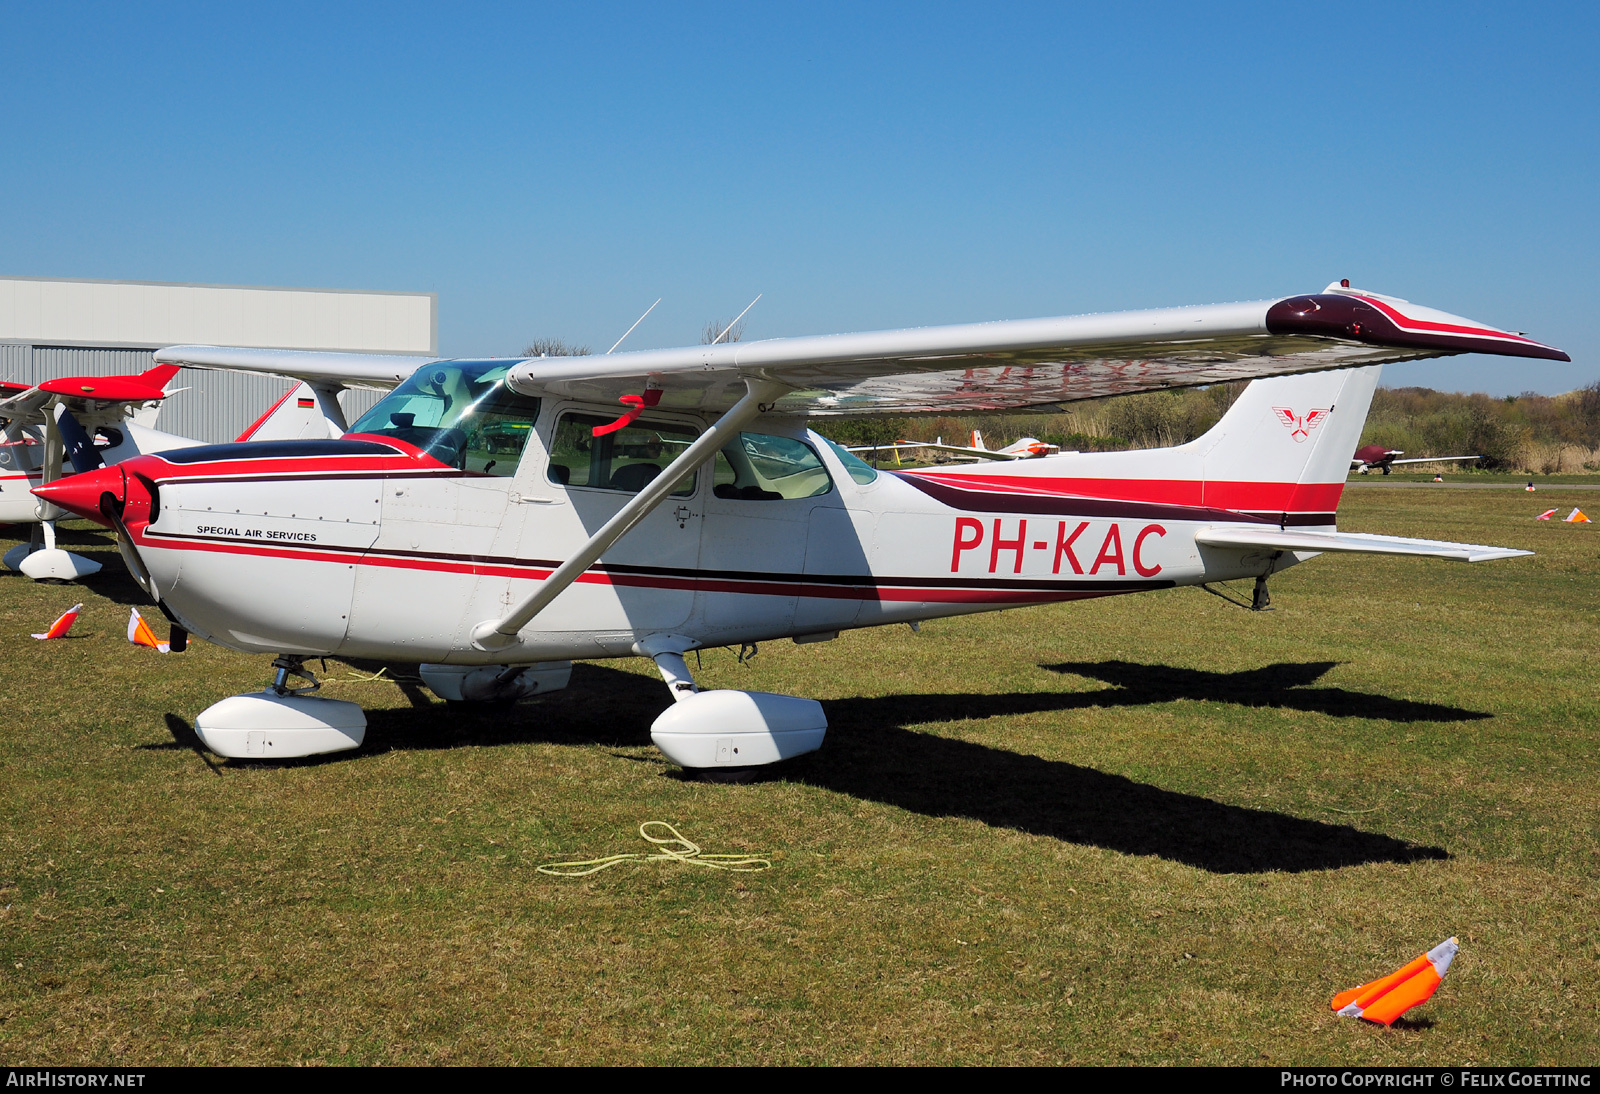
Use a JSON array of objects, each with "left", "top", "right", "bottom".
[
  {"left": 39, "top": 282, "right": 1566, "bottom": 769},
  {"left": 850, "top": 429, "right": 1061, "bottom": 463},
  {"left": 1350, "top": 444, "right": 1481, "bottom": 475}
]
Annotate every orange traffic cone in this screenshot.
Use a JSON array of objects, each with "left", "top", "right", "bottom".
[
  {"left": 1564, "top": 508, "right": 1590, "bottom": 523},
  {"left": 1332, "top": 938, "right": 1457, "bottom": 1026},
  {"left": 127, "top": 607, "right": 169, "bottom": 653},
  {"left": 1536, "top": 509, "right": 1557, "bottom": 520},
  {"left": 32, "top": 603, "right": 83, "bottom": 640}
]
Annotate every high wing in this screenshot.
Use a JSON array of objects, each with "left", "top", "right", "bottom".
[
  {"left": 1195, "top": 527, "right": 1529, "bottom": 563},
  {"left": 499, "top": 284, "right": 1568, "bottom": 415},
  {"left": 1389, "top": 455, "right": 1480, "bottom": 466},
  {"left": 151, "top": 346, "right": 432, "bottom": 391},
  {"left": 153, "top": 284, "right": 1569, "bottom": 417}
]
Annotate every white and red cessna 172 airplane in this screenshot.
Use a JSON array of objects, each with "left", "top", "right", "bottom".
[{"left": 34, "top": 282, "right": 1568, "bottom": 770}]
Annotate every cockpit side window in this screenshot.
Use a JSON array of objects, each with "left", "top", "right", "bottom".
[
  {"left": 349, "top": 361, "right": 541, "bottom": 477},
  {"left": 545, "top": 412, "right": 698, "bottom": 496}
]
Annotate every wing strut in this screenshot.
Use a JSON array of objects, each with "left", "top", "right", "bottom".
[{"left": 468, "top": 378, "right": 789, "bottom": 652}]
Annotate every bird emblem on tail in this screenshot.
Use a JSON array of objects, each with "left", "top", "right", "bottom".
[{"left": 1273, "top": 406, "right": 1332, "bottom": 442}]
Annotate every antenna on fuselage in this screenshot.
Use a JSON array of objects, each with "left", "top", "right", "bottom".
[
  {"left": 709, "top": 294, "right": 763, "bottom": 345},
  {"left": 607, "top": 298, "right": 662, "bottom": 354}
]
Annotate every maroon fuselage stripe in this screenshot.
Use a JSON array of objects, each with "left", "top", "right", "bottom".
[{"left": 895, "top": 471, "right": 1341, "bottom": 521}]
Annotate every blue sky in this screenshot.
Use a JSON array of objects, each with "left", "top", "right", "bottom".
[{"left": 2, "top": 2, "right": 1595, "bottom": 394}]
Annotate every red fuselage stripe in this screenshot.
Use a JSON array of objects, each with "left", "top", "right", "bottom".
[{"left": 139, "top": 532, "right": 1154, "bottom": 604}]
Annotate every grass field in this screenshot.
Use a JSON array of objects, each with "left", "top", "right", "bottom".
[
  {"left": 1, "top": 488, "right": 1597, "bottom": 1066},
  {"left": 1351, "top": 471, "right": 1600, "bottom": 486}
]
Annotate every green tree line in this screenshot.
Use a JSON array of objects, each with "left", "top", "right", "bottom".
[{"left": 820, "top": 380, "right": 1600, "bottom": 474}]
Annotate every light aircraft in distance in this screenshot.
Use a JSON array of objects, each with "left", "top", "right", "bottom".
[
  {"left": 1, "top": 363, "right": 341, "bottom": 581},
  {"left": 1350, "top": 444, "right": 1481, "bottom": 475},
  {"left": 36, "top": 282, "right": 1567, "bottom": 770},
  {"left": 850, "top": 429, "right": 1060, "bottom": 463}
]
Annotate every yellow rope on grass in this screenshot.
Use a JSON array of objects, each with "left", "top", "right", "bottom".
[
  {"left": 537, "top": 822, "right": 772, "bottom": 877},
  {"left": 337, "top": 666, "right": 391, "bottom": 684}
]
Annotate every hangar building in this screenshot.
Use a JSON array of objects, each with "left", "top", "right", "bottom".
[{"left": 0, "top": 275, "right": 436, "bottom": 442}]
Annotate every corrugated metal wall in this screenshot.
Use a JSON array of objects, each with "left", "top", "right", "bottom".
[
  {"left": 1, "top": 344, "right": 386, "bottom": 443},
  {"left": 7, "top": 344, "right": 157, "bottom": 382}
]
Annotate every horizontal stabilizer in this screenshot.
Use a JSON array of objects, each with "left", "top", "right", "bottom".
[{"left": 1195, "top": 526, "right": 1531, "bottom": 563}]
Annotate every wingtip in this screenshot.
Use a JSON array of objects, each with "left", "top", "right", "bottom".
[{"left": 1268, "top": 292, "right": 1570, "bottom": 362}]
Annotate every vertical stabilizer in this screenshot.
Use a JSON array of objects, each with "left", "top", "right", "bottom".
[
  {"left": 905, "top": 364, "right": 1383, "bottom": 527},
  {"left": 1198, "top": 365, "right": 1380, "bottom": 486},
  {"left": 237, "top": 381, "right": 348, "bottom": 442}
]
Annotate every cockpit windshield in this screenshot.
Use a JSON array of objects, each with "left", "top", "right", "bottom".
[{"left": 349, "top": 361, "right": 542, "bottom": 476}]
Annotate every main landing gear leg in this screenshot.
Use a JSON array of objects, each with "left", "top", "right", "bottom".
[
  {"left": 1252, "top": 575, "right": 1272, "bottom": 612},
  {"left": 191, "top": 655, "right": 367, "bottom": 760},
  {"left": 637, "top": 636, "right": 828, "bottom": 773}
]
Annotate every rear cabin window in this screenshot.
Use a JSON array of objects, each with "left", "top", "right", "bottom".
[
  {"left": 546, "top": 413, "right": 698, "bottom": 496},
  {"left": 821, "top": 436, "right": 880, "bottom": 485},
  {"left": 713, "top": 433, "right": 833, "bottom": 501}
]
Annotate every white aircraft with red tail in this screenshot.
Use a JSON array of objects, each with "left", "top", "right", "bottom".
[
  {"left": 850, "top": 429, "right": 1060, "bottom": 463},
  {"left": 1, "top": 363, "right": 195, "bottom": 580},
  {"left": 35, "top": 282, "right": 1568, "bottom": 769},
  {"left": 2, "top": 363, "right": 343, "bottom": 581}
]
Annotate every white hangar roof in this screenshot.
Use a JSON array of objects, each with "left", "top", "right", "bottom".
[{"left": 0, "top": 275, "right": 435, "bottom": 355}]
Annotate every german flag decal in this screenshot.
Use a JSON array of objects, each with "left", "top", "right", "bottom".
[{"left": 297, "top": 397, "right": 316, "bottom": 408}]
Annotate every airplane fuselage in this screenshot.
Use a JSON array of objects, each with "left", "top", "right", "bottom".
[{"left": 92, "top": 410, "right": 1318, "bottom": 665}]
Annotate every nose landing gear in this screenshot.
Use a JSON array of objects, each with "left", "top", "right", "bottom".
[{"left": 193, "top": 655, "right": 367, "bottom": 760}]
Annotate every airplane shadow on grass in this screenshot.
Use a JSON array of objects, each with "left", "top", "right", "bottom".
[
  {"left": 1039, "top": 660, "right": 1491, "bottom": 723},
  {"left": 164, "top": 659, "right": 1471, "bottom": 874}
]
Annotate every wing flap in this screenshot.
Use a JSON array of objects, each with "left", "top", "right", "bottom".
[{"left": 1195, "top": 526, "right": 1531, "bottom": 563}]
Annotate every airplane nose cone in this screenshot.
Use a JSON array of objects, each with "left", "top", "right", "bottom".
[{"left": 32, "top": 464, "right": 127, "bottom": 526}]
